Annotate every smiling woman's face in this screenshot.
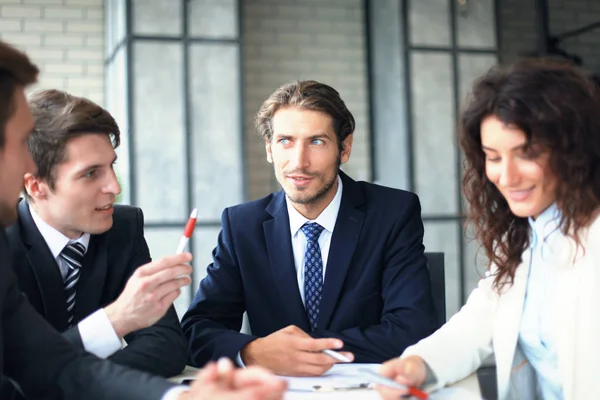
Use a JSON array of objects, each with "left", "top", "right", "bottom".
[{"left": 481, "top": 115, "right": 557, "bottom": 219}]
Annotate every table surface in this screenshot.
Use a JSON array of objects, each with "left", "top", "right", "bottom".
[{"left": 169, "top": 364, "right": 482, "bottom": 399}]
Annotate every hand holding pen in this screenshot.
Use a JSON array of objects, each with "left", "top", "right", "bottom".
[
  {"left": 103, "top": 209, "right": 196, "bottom": 338},
  {"left": 240, "top": 325, "right": 354, "bottom": 377},
  {"left": 104, "top": 251, "right": 193, "bottom": 338},
  {"left": 375, "top": 355, "right": 430, "bottom": 400}
]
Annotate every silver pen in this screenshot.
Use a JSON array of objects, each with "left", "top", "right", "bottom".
[{"left": 322, "top": 349, "right": 352, "bottom": 362}]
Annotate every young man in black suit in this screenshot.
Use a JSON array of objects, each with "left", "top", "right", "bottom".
[
  {"left": 0, "top": 39, "right": 285, "bottom": 400},
  {"left": 6, "top": 88, "right": 189, "bottom": 378},
  {"left": 182, "top": 80, "right": 438, "bottom": 376}
]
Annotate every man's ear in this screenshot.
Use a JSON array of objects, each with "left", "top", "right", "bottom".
[
  {"left": 24, "top": 173, "right": 48, "bottom": 201},
  {"left": 265, "top": 138, "right": 273, "bottom": 164},
  {"left": 340, "top": 134, "right": 353, "bottom": 164}
]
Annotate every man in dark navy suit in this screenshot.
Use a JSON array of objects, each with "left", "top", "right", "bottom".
[{"left": 182, "top": 80, "right": 438, "bottom": 376}]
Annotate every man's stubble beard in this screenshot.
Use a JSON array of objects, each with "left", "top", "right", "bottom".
[{"left": 276, "top": 153, "right": 341, "bottom": 206}]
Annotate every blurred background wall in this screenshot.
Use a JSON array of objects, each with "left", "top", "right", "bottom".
[{"left": 2, "top": 0, "right": 599, "bottom": 317}]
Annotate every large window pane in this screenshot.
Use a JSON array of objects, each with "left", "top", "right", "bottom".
[
  {"left": 458, "top": 53, "right": 497, "bottom": 102},
  {"left": 105, "top": 47, "right": 131, "bottom": 205},
  {"left": 411, "top": 52, "right": 457, "bottom": 215},
  {"left": 105, "top": 0, "right": 126, "bottom": 55},
  {"left": 144, "top": 228, "right": 190, "bottom": 318},
  {"left": 188, "top": 0, "right": 238, "bottom": 39},
  {"left": 133, "top": 42, "right": 186, "bottom": 222},
  {"left": 423, "top": 221, "right": 459, "bottom": 319},
  {"left": 456, "top": 0, "right": 496, "bottom": 49},
  {"left": 191, "top": 227, "right": 222, "bottom": 293},
  {"left": 458, "top": 53, "right": 497, "bottom": 211},
  {"left": 409, "top": 0, "right": 450, "bottom": 47},
  {"left": 369, "top": 0, "right": 409, "bottom": 190},
  {"left": 189, "top": 43, "right": 243, "bottom": 221},
  {"left": 132, "top": 0, "right": 182, "bottom": 36}
]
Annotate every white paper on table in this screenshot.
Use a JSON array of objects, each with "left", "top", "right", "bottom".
[
  {"left": 281, "top": 363, "right": 483, "bottom": 400},
  {"left": 429, "top": 387, "right": 483, "bottom": 400},
  {"left": 281, "top": 363, "right": 381, "bottom": 392}
]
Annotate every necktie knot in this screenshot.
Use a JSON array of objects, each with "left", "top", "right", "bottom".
[
  {"left": 300, "top": 222, "right": 324, "bottom": 243},
  {"left": 60, "top": 242, "right": 85, "bottom": 270}
]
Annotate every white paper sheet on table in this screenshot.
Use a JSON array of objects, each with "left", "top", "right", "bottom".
[
  {"left": 429, "top": 387, "right": 482, "bottom": 400},
  {"left": 281, "top": 363, "right": 482, "bottom": 400},
  {"left": 282, "top": 363, "right": 381, "bottom": 392}
]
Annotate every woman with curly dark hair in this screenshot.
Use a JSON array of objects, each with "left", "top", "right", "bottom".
[{"left": 376, "top": 57, "right": 600, "bottom": 400}]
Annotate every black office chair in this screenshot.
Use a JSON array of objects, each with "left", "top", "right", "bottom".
[{"left": 424, "top": 252, "right": 446, "bottom": 328}]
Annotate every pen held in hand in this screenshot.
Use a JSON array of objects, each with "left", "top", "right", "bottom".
[
  {"left": 322, "top": 349, "right": 352, "bottom": 363},
  {"left": 176, "top": 208, "right": 198, "bottom": 254},
  {"left": 358, "top": 367, "right": 429, "bottom": 399}
]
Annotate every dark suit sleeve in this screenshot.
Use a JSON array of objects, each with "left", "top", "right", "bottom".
[
  {"left": 62, "top": 325, "right": 84, "bottom": 348},
  {"left": 311, "top": 195, "right": 438, "bottom": 363},
  {"left": 181, "top": 209, "right": 258, "bottom": 366},
  {"left": 107, "top": 208, "right": 188, "bottom": 377},
  {"left": 2, "top": 267, "right": 175, "bottom": 400}
]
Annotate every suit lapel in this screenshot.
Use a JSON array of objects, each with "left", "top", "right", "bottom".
[
  {"left": 319, "top": 172, "right": 365, "bottom": 329},
  {"left": 74, "top": 234, "right": 108, "bottom": 321},
  {"left": 18, "top": 201, "right": 70, "bottom": 331},
  {"left": 264, "top": 192, "right": 311, "bottom": 331}
]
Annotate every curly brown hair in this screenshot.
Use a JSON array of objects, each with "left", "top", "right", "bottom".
[{"left": 460, "top": 57, "right": 600, "bottom": 290}]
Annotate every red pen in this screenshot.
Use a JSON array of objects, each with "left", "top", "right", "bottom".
[{"left": 176, "top": 208, "right": 197, "bottom": 253}]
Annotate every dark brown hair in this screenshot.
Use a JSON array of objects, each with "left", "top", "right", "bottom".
[
  {"left": 460, "top": 57, "right": 600, "bottom": 289},
  {"left": 0, "top": 41, "right": 39, "bottom": 148},
  {"left": 27, "top": 89, "right": 120, "bottom": 191},
  {"left": 255, "top": 80, "right": 355, "bottom": 150}
]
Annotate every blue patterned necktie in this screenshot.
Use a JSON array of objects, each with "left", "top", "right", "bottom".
[
  {"left": 301, "top": 222, "right": 325, "bottom": 331},
  {"left": 60, "top": 242, "right": 85, "bottom": 327}
]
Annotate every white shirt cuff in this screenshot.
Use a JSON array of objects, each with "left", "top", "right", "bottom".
[
  {"left": 236, "top": 352, "right": 247, "bottom": 368},
  {"left": 78, "top": 309, "right": 122, "bottom": 359},
  {"left": 161, "top": 386, "right": 189, "bottom": 400}
]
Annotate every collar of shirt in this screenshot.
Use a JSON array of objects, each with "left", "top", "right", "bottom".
[
  {"left": 527, "top": 202, "right": 561, "bottom": 249},
  {"left": 286, "top": 175, "right": 343, "bottom": 238},
  {"left": 28, "top": 203, "right": 90, "bottom": 259}
]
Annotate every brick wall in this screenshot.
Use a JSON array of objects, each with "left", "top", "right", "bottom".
[
  {"left": 243, "top": 0, "right": 371, "bottom": 200},
  {"left": 0, "top": 0, "right": 105, "bottom": 106},
  {"left": 499, "top": 0, "right": 600, "bottom": 74}
]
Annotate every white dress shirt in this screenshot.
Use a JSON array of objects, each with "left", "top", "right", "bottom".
[
  {"left": 237, "top": 176, "right": 343, "bottom": 366},
  {"left": 519, "top": 203, "right": 563, "bottom": 399},
  {"left": 29, "top": 205, "right": 122, "bottom": 359}
]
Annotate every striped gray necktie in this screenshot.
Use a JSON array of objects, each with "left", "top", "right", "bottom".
[{"left": 60, "top": 242, "right": 86, "bottom": 327}]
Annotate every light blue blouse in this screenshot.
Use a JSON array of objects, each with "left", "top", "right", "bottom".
[{"left": 518, "top": 203, "right": 563, "bottom": 400}]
